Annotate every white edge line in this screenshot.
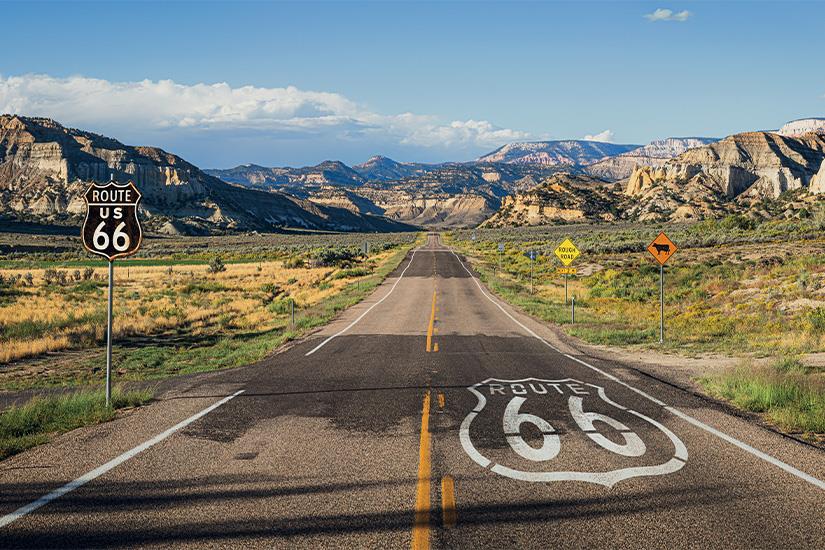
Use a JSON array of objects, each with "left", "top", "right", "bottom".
[
  {"left": 0, "top": 389, "right": 246, "bottom": 529},
  {"left": 448, "top": 248, "right": 825, "bottom": 492},
  {"left": 305, "top": 247, "right": 420, "bottom": 356}
]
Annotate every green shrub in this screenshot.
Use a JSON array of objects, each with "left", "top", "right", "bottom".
[
  {"left": 207, "top": 256, "right": 226, "bottom": 274},
  {"left": 333, "top": 267, "right": 372, "bottom": 279},
  {"left": 807, "top": 307, "right": 825, "bottom": 334}
]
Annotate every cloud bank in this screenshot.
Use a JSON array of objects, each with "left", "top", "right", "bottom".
[
  {"left": 0, "top": 74, "right": 530, "bottom": 165},
  {"left": 583, "top": 130, "right": 614, "bottom": 142},
  {"left": 644, "top": 8, "right": 691, "bottom": 22}
]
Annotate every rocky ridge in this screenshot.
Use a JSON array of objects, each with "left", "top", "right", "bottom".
[
  {"left": 623, "top": 131, "right": 825, "bottom": 221},
  {"left": 477, "top": 140, "right": 639, "bottom": 166},
  {"left": 0, "top": 115, "right": 414, "bottom": 234},
  {"left": 584, "top": 137, "right": 718, "bottom": 181}
]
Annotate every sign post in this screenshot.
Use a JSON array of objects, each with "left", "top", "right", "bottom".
[
  {"left": 498, "top": 242, "right": 504, "bottom": 273},
  {"left": 554, "top": 238, "right": 580, "bottom": 305},
  {"left": 647, "top": 232, "right": 677, "bottom": 344},
  {"left": 525, "top": 250, "right": 537, "bottom": 294},
  {"left": 82, "top": 178, "right": 143, "bottom": 406}
]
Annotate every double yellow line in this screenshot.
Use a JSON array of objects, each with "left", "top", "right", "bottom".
[
  {"left": 426, "top": 291, "right": 438, "bottom": 353},
  {"left": 414, "top": 290, "right": 456, "bottom": 549}
]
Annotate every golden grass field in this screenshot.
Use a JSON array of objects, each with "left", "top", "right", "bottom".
[{"left": 0, "top": 254, "right": 395, "bottom": 365}]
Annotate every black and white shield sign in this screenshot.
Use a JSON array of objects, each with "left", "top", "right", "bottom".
[
  {"left": 460, "top": 378, "right": 688, "bottom": 487},
  {"left": 82, "top": 180, "right": 143, "bottom": 261}
]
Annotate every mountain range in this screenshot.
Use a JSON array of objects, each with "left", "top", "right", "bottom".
[
  {"left": 0, "top": 116, "right": 413, "bottom": 234},
  {"left": 1, "top": 114, "right": 824, "bottom": 234}
]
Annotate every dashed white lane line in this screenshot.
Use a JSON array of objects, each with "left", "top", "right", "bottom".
[
  {"left": 449, "top": 248, "right": 825, "bottom": 492},
  {"left": 305, "top": 247, "right": 420, "bottom": 356},
  {"left": 0, "top": 389, "right": 246, "bottom": 529}
]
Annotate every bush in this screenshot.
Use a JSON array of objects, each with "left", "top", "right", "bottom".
[
  {"left": 267, "top": 297, "right": 293, "bottom": 315},
  {"left": 207, "top": 256, "right": 227, "bottom": 274},
  {"left": 260, "top": 283, "right": 284, "bottom": 304},
  {"left": 283, "top": 256, "right": 305, "bottom": 269},
  {"left": 333, "top": 267, "right": 372, "bottom": 279},
  {"left": 720, "top": 214, "right": 758, "bottom": 231},
  {"left": 83, "top": 267, "right": 95, "bottom": 281},
  {"left": 807, "top": 307, "right": 825, "bottom": 334},
  {"left": 313, "top": 247, "right": 359, "bottom": 268}
]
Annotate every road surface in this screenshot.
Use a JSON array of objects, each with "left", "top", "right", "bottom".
[{"left": 1, "top": 234, "right": 824, "bottom": 548}]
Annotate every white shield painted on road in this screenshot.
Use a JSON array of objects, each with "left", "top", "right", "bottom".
[{"left": 459, "top": 377, "right": 688, "bottom": 487}]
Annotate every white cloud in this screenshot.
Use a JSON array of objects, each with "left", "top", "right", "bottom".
[
  {"left": 0, "top": 73, "right": 528, "bottom": 152},
  {"left": 644, "top": 8, "right": 691, "bottom": 22},
  {"left": 583, "top": 130, "right": 614, "bottom": 142}
]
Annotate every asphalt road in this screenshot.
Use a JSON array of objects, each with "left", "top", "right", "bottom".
[{"left": 1, "top": 234, "right": 824, "bottom": 548}]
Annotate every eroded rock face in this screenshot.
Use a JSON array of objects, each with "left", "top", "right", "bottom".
[
  {"left": 811, "top": 159, "right": 825, "bottom": 194},
  {"left": 0, "top": 115, "right": 207, "bottom": 217},
  {"left": 481, "top": 173, "right": 621, "bottom": 227},
  {"left": 585, "top": 137, "right": 717, "bottom": 181},
  {"left": 625, "top": 132, "right": 825, "bottom": 202},
  {"left": 778, "top": 118, "right": 825, "bottom": 137}
]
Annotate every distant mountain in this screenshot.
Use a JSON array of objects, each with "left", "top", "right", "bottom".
[
  {"left": 477, "top": 140, "right": 639, "bottom": 166},
  {"left": 352, "top": 156, "right": 425, "bottom": 181},
  {"left": 778, "top": 118, "right": 825, "bottom": 137},
  {"left": 205, "top": 160, "right": 364, "bottom": 192},
  {"left": 0, "top": 116, "right": 414, "bottom": 234},
  {"left": 584, "top": 137, "right": 718, "bottom": 181}
]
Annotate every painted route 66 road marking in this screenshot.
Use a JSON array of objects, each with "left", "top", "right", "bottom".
[{"left": 460, "top": 378, "right": 688, "bottom": 487}]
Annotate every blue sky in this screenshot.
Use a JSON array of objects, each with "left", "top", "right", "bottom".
[{"left": 1, "top": 0, "right": 824, "bottom": 167}]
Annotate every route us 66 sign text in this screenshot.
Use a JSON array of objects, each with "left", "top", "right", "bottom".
[
  {"left": 82, "top": 180, "right": 143, "bottom": 260},
  {"left": 460, "top": 377, "right": 687, "bottom": 487}
]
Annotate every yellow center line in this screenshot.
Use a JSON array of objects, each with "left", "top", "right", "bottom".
[
  {"left": 412, "top": 391, "right": 432, "bottom": 550},
  {"left": 441, "top": 475, "right": 457, "bottom": 528},
  {"left": 426, "top": 290, "right": 437, "bottom": 352}
]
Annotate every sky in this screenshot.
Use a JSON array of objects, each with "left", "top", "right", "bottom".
[{"left": 1, "top": 0, "right": 824, "bottom": 168}]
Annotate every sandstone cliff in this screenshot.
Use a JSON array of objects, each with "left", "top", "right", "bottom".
[
  {"left": 481, "top": 173, "right": 622, "bottom": 227},
  {"left": 585, "top": 137, "right": 717, "bottom": 181},
  {"left": 624, "top": 131, "right": 825, "bottom": 221}
]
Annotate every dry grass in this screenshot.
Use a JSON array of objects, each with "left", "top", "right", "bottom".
[{"left": 0, "top": 252, "right": 396, "bottom": 365}]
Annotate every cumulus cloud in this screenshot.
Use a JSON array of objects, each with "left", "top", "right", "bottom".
[
  {"left": 644, "top": 8, "right": 691, "bottom": 22},
  {"left": 0, "top": 74, "right": 528, "bottom": 154},
  {"left": 583, "top": 130, "right": 614, "bottom": 142}
]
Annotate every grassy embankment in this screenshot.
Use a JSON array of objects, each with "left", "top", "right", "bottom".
[
  {"left": 446, "top": 214, "right": 825, "bottom": 440},
  {"left": 0, "top": 387, "right": 153, "bottom": 459}
]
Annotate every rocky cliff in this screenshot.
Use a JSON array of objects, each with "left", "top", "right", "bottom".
[
  {"left": 585, "top": 137, "right": 717, "bottom": 181},
  {"left": 481, "top": 173, "right": 622, "bottom": 227},
  {"left": 0, "top": 115, "right": 414, "bottom": 233},
  {"left": 623, "top": 131, "right": 825, "bottom": 221},
  {"left": 778, "top": 118, "right": 825, "bottom": 137}
]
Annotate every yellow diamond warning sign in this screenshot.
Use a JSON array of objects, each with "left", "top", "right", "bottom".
[
  {"left": 554, "top": 238, "right": 580, "bottom": 266},
  {"left": 647, "top": 232, "right": 677, "bottom": 265}
]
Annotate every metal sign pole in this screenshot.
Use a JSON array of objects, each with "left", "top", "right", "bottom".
[
  {"left": 659, "top": 264, "right": 664, "bottom": 344},
  {"left": 565, "top": 274, "right": 569, "bottom": 305},
  {"left": 530, "top": 256, "right": 534, "bottom": 294},
  {"left": 106, "top": 260, "right": 114, "bottom": 407},
  {"left": 571, "top": 295, "right": 575, "bottom": 324}
]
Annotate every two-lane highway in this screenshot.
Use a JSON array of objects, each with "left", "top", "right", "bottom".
[{"left": 1, "top": 234, "right": 823, "bottom": 548}]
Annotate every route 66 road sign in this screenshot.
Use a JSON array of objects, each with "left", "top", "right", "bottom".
[
  {"left": 82, "top": 180, "right": 143, "bottom": 261},
  {"left": 460, "top": 377, "right": 688, "bottom": 487}
]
